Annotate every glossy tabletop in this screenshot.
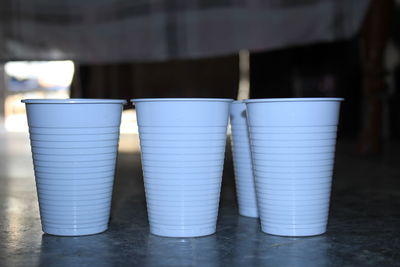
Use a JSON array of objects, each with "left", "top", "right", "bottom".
[{"left": 0, "top": 131, "right": 399, "bottom": 266}]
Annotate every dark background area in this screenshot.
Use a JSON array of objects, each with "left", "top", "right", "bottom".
[{"left": 249, "top": 40, "right": 363, "bottom": 139}]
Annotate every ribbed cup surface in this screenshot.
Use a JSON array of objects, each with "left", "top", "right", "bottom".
[
  {"left": 230, "top": 101, "right": 258, "bottom": 218},
  {"left": 249, "top": 125, "right": 336, "bottom": 236},
  {"left": 230, "top": 126, "right": 258, "bottom": 218},
  {"left": 139, "top": 126, "right": 227, "bottom": 237},
  {"left": 24, "top": 100, "right": 124, "bottom": 236},
  {"left": 245, "top": 99, "right": 342, "bottom": 237},
  {"left": 133, "top": 98, "right": 232, "bottom": 237},
  {"left": 30, "top": 126, "right": 119, "bottom": 236}
]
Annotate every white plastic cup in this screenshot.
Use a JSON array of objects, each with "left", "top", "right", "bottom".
[
  {"left": 230, "top": 101, "right": 258, "bottom": 218},
  {"left": 22, "top": 98, "right": 126, "bottom": 236},
  {"left": 132, "top": 98, "right": 232, "bottom": 237},
  {"left": 244, "top": 98, "right": 343, "bottom": 237}
]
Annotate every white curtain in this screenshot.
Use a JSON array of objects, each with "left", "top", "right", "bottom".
[{"left": 0, "top": 0, "right": 371, "bottom": 63}]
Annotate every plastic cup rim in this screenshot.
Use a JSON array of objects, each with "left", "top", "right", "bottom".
[
  {"left": 21, "top": 98, "right": 127, "bottom": 104},
  {"left": 243, "top": 97, "right": 344, "bottom": 103},
  {"left": 131, "top": 98, "right": 233, "bottom": 103}
]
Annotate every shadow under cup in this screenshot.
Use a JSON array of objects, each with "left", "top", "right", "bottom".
[
  {"left": 23, "top": 99, "right": 126, "bottom": 236},
  {"left": 244, "top": 98, "right": 343, "bottom": 237}
]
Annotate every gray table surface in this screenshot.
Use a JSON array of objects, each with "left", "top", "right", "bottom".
[{"left": 0, "top": 133, "right": 399, "bottom": 266}]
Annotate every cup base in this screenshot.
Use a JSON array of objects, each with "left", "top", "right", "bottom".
[
  {"left": 260, "top": 225, "right": 326, "bottom": 237},
  {"left": 238, "top": 209, "right": 259, "bottom": 218},
  {"left": 43, "top": 224, "right": 108, "bottom": 236},
  {"left": 150, "top": 225, "right": 216, "bottom": 238}
]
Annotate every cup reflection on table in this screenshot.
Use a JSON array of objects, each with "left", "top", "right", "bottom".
[
  {"left": 233, "top": 216, "right": 330, "bottom": 266},
  {"left": 146, "top": 234, "right": 219, "bottom": 267},
  {"left": 39, "top": 234, "right": 114, "bottom": 266}
]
